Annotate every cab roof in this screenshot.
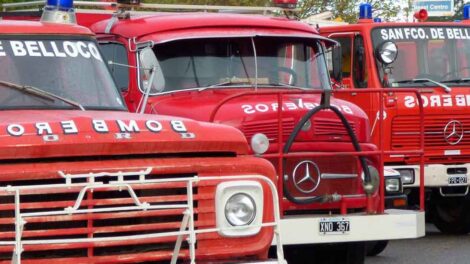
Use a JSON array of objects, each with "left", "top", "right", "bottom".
[
  {"left": 0, "top": 20, "right": 93, "bottom": 35},
  {"left": 88, "top": 12, "right": 318, "bottom": 39}
]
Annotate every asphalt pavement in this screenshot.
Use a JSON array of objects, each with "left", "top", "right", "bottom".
[{"left": 366, "top": 224, "right": 470, "bottom": 264}]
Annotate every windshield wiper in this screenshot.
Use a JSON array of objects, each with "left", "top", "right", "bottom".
[
  {"left": 0, "top": 80, "right": 85, "bottom": 110},
  {"left": 199, "top": 79, "right": 254, "bottom": 91},
  {"left": 441, "top": 78, "right": 470, "bottom": 84},
  {"left": 395, "top": 78, "right": 451, "bottom": 93},
  {"left": 199, "top": 80, "right": 310, "bottom": 91},
  {"left": 265, "top": 83, "right": 311, "bottom": 90}
]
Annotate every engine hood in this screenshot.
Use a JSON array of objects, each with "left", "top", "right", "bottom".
[
  {"left": 149, "top": 89, "right": 371, "bottom": 143},
  {"left": 0, "top": 110, "right": 248, "bottom": 160}
]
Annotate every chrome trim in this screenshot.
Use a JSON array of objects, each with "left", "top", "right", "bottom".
[
  {"left": 439, "top": 186, "right": 469, "bottom": 197},
  {"left": 293, "top": 194, "right": 364, "bottom": 200},
  {"left": 292, "top": 160, "right": 321, "bottom": 194},
  {"left": 321, "top": 173, "right": 357, "bottom": 179},
  {"left": 444, "top": 120, "right": 464, "bottom": 145},
  {"left": 389, "top": 154, "right": 405, "bottom": 158}
]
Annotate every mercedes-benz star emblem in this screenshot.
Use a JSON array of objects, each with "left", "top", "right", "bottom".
[
  {"left": 292, "top": 160, "right": 321, "bottom": 194},
  {"left": 444, "top": 120, "right": 464, "bottom": 145}
]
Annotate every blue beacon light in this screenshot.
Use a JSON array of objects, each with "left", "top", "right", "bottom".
[
  {"left": 46, "top": 0, "right": 74, "bottom": 10},
  {"left": 359, "top": 3, "right": 373, "bottom": 20},
  {"left": 464, "top": 4, "right": 470, "bottom": 20},
  {"left": 41, "top": 0, "right": 76, "bottom": 24}
]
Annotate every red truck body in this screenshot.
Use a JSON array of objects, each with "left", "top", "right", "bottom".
[
  {"left": 320, "top": 8, "right": 470, "bottom": 234},
  {"left": 0, "top": 17, "right": 284, "bottom": 264},
  {"left": 45, "top": 2, "right": 426, "bottom": 261}
]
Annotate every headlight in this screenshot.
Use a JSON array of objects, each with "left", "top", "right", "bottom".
[
  {"left": 385, "top": 177, "right": 402, "bottom": 193},
  {"left": 216, "top": 180, "right": 264, "bottom": 237},
  {"left": 396, "top": 168, "right": 415, "bottom": 184},
  {"left": 362, "top": 165, "right": 380, "bottom": 195},
  {"left": 225, "top": 193, "right": 256, "bottom": 226},
  {"left": 251, "top": 133, "right": 269, "bottom": 155}
]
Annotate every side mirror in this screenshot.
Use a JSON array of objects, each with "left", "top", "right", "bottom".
[
  {"left": 375, "top": 41, "right": 398, "bottom": 65},
  {"left": 139, "top": 47, "right": 165, "bottom": 93},
  {"left": 331, "top": 44, "right": 343, "bottom": 83}
]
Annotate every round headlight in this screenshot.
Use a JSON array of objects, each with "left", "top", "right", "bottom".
[
  {"left": 251, "top": 133, "right": 269, "bottom": 155},
  {"left": 224, "top": 193, "right": 256, "bottom": 226},
  {"left": 376, "top": 41, "right": 398, "bottom": 65},
  {"left": 362, "top": 165, "right": 380, "bottom": 195}
]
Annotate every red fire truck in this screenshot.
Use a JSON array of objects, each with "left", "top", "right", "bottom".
[
  {"left": 320, "top": 3, "right": 470, "bottom": 234},
  {"left": 8, "top": 0, "right": 427, "bottom": 261},
  {"left": 0, "top": 1, "right": 286, "bottom": 263}
]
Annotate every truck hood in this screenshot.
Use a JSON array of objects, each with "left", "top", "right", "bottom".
[
  {"left": 149, "top": 89, "right": 371, "bottom": 143},
  {"left": 0, "top": 110, "right": 248, "bottom": 160}
]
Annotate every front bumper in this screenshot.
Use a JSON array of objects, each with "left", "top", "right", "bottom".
[
  {"left": 389, "top": 164, "right": 470, "bottom": 188},
  {"left": 272, "top": 209, "right": 424, "bottom": 245}
]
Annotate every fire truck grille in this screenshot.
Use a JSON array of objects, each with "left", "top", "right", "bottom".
[
  {"left": 242, "top": 118, "right": 295, "bottom": 142},
  {"left": 242, "top": 118, "right": 356, "bottom": 143},
  {"left": 313, "top": 118, "right": 356, "bottom": 137},
  {"left": 0, "top": 173, "right": 214, "bottom": 263},
  {"left": 392, "top": 115, "right": 470, "bottom": 151}
]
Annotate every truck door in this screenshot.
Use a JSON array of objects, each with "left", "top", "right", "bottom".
[{"left": 330, "top": 33, "right": 375, "bottom": 119}]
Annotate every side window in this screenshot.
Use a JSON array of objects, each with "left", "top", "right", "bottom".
[
  {"left": 353, "top": 35, "right": 367, "bottom": 88},
  {"left": 99, "top": 42, "right": 129, "bottom": 92},
  {"left": 334, "top": 37, "right": 352, "bottom": 78}
]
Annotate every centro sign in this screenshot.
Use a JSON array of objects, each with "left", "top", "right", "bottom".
[{"left": 414, "top": 0, "right": 454, "bottom": 17}]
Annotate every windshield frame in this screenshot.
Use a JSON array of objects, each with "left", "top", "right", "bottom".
[
  {"left": 0, "top": 34, "right": 127, "bottom": 111},
  {"left": 135, "top": 35, "right": 333, "bottom": 96},
  {"left": 371, "top": 25, "right": 470, "bottom": 88}
]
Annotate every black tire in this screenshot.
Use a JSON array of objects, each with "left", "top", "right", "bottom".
[
  {"left": 366, "top": 240, "right": 389, "bottom": 256},
  {"left": 432, "top": 196, "right": 470, "bottom": 234}
]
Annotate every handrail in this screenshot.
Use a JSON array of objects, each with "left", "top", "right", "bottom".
[{"left": 1, "top": 0, "right": 300, "bottom": 13}]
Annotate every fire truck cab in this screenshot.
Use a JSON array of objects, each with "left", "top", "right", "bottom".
[
  {"left": 0, "top": 1, "right": 285, "bottom": 263},
  {"left": 23, "top": 1, "right": 427, "bottom": 262},
  {"left": 320, "top": 3, "right": 470, "bottom": 234}
]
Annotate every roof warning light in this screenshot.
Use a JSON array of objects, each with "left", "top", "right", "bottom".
[
  {"left": 46, "top": 0, "right": 74, "bottom": 10},
  {"left": 359, "top": 3, "right": 373, "bottom": 20},
  {"left": 414, "top": 9, "right": 428, "bottom": 22},
  {"left": 464, "top": 4, "right": 470, "bottom": 20},
  {"left": 41, "top": 0, "right": 77, "bottom": 24}
]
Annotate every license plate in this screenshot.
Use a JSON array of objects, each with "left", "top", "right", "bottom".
[
  {"left": 448, "top": 176, "right": 467, "bottom": 185},
  {"left": 319, "top": 217, "right": 350, "bottom": 235}
]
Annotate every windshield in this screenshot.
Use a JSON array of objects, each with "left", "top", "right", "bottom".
[
  {"left": 0, "top": 36, "right": 125, "bottom": 110},
  {"left": 141, "top": 37, "right": 331, "bottom": 93},
  {"left": 372, "top": 26, "right": 470, "bottom": 87}
]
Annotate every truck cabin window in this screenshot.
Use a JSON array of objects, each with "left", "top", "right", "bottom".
[
  {"left": 372, "top": 26, "right": 470, "bottom": 87},
  {"left": 0, "top": 37, "right": 125, "bottom": 110},
  {"left": 143, "top": 37, "right": 331, "bottom": 93}
]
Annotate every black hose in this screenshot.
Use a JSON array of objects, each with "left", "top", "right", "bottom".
[{"left": 282, "top": 103, "right": 372, "bottom": 204}]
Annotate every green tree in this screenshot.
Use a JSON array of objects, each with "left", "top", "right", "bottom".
[
  {"left": 298, "top": 0, "right": 399, "bottom": 23},
  {"left": 142, "top": 0, "right": 267, "bottom": 6}
]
